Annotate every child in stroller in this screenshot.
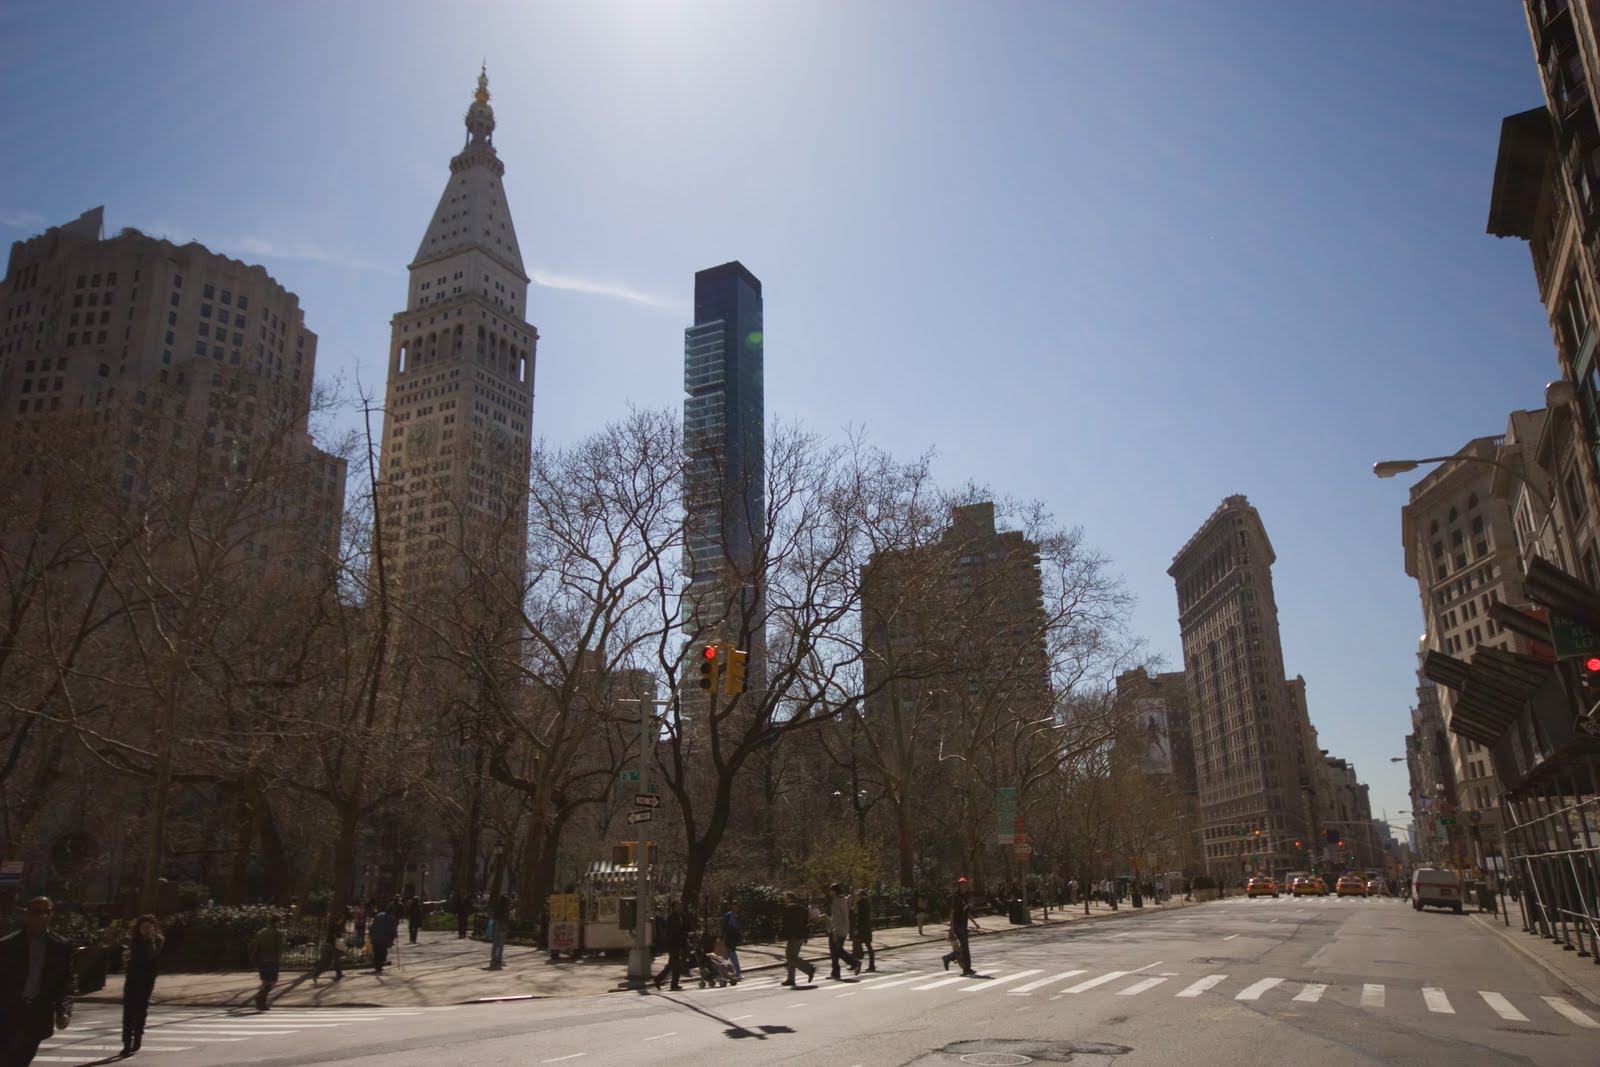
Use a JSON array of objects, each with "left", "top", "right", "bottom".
[{"left": 695, "top": 930, "right": 739, "bottom": 987}]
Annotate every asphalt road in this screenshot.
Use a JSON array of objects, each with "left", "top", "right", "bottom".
[{"left": 37, "top": 895, "right": 1599, "bottom": 1066}]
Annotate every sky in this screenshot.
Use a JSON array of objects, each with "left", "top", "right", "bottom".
[{"left": 0, "top": 1, "right": 1555, "bottom": 837}]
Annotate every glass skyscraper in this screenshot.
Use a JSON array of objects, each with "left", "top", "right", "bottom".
[{"left": 683, "top": 261, "right": 764, "bottom": 655}]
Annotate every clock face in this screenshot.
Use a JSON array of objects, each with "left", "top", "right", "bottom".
[
  {"left": 489, "top": 426, "right": 515, "bottom": 460},
  {"left": 410, "top": 421, "right": 436, "bottom": 457}
]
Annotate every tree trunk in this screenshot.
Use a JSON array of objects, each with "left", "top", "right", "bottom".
[
  {"left": 222, "top": 782, "right": 255, "bottom": 905},
  {"left": 331, "top": 801, "right": 359, "bottom": 918},
  {"left": 896, "top": 789, "right": 915, "bottom": 886}
]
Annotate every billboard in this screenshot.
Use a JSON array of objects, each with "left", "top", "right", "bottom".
[{"left": 1134, "top": 698, "right": 1173, "bottom": 775}]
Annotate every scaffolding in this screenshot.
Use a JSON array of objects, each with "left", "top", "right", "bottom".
[{"left": 1500, "top": 762, "right": 1600, "bottom": 963}]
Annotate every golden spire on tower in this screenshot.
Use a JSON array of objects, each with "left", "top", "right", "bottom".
[{"left": 475, "top": 63, "right": 490, "bottom": 104}]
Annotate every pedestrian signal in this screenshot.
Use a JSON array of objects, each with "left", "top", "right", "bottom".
[
  {"left": 721, "top": 648, "right": 748, "bottom": 695},
  {"left": 698, "top": 644, "right": 722, "bottom": 691}
]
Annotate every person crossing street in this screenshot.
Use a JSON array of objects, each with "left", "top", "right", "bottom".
[
  {"left": 940, "top": 877, "right": 981, "bottom": 977},
  {"left": 780, "top": 891, "right": 816, "bottom": 987},
  {"left": 827, "top": 883, "right": 861, "bottom": 980}
]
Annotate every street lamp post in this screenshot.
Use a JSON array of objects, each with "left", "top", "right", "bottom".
[{"left": 619, "top": 693, "right": 671, "bottom": 990}]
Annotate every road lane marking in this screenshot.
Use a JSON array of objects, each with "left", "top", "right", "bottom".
[
  {"left": 1542, "top": 996, "right": 1599, "bottom": 1027},
  {"left": 836, "top": 991, "right": 857, "bottom": 997},
  {"left": 1361, "top": 984, "right": 1385, "bottom": 1008},
  {"left": 40, "top": 1046, "right": 191, "bottom": 1054},
  {"left": 866, "top": 972, "right": 933, "bottom": 991},
  {"left": 643, "top": 1032, "right": 676, "bottom": 1041},
  {"left": 1293, "top": 983, "right": 1326, "bottom": 1003},
  {"left": 1118, "top": 976, "right": 1169, "bottom": 996},
  {"left": 958, "top": 969, "right": 1041, "bottom": 993},
  {"left": 732, "top": 1015, "right": 753, "bottom": 1021},
  {"left": 542, "top": 1056, "right": 586, "bottom": 1064},
  {"left": 1478, "top": 992, "right": 1526, "bottom": 1021},
  {"left": 1008, "top": 970, "right": 1086, "bottom": 994},
  {"left": 1222, "top": 934, "right": 1240, "bottom": 940},
  {"left": 1235, "top": 978, "right": 1283, "bottom": 1001},
  {"left": 1176, "top": 975, "right": 1227, "bottom": 998},
  {"left": 1422, "top": 987, "right": 1454, "bottom": 1014},
  {"left": 913, "top": 971, "right": 997, "bottom": 991},
  {"left": 1059, "top": 971, "right": 1128, "bottom": 994}
]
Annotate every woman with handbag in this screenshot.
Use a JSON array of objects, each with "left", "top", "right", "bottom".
[{"left": 121, "top": 913, "right": 164, "bottom": 1055}]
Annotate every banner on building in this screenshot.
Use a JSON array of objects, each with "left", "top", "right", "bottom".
[{"left": 1135, "top": 699, "right": 1173, "bottom": 775}]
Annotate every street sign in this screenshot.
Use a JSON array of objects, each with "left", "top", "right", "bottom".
[
  {"left": 1549, "top": 613, "right": 1600, "bottom": 659},
  {"left": 627, "top": 810, "right": 653, "bottom": 825},
  {"left": 996, "top": 787, "right": 1017, "bottom": 845},
  {"left": 618, "top": 770, "right": 640, "bottom": 782},
  {"left": 634, "top": 794, "right": 661, "bottom": 808}
]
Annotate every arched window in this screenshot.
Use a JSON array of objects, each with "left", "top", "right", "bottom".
[
  {"left": 398, "top": 344, "right": 408, "bottom": 373},
  {"left": 1467, "top": 493, "right": 1479, "bottom": 510}
]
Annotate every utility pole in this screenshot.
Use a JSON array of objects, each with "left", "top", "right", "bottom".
[{"left": 620, "top": 692, "right": 670, "bottom": 989}]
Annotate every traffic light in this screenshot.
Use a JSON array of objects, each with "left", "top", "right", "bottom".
[
  {"left": 1337, "top": 839, "right": 1345, "bottom": 849},
  {"left": 721, "top": 647, "right": 748, "bottom": 695},
  {"left": 1294, "top": 840, "right": 1301, "bottom": 849},
  {"left": 1326, "top": 827, "right": 1339, "bottom": 845},
  {"left": 698, "top": 643, "right": 722, "bottom": 691},
  {"left": 1253, "top": 827, "right": 1261, "bottom": 837},
  {"left": 1585, "top": 656, "right": 1600, "bottom": 675}
]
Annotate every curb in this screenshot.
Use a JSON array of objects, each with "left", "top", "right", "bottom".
[{"left": 1470, "top": 912, "right": 1600, "bottom": 1010}]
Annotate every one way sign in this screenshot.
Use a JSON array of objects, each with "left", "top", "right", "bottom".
[{"left": 627, "top": 810, "right": 653, "bottom": 825}]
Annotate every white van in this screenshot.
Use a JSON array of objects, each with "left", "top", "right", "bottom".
[{"left": 1411, "top": 867, "right": 1463, "bottom": 914}]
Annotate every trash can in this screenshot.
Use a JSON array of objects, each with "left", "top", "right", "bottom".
[{"left": 1008, "top": 900, "right": 1029, "bottom": 925}]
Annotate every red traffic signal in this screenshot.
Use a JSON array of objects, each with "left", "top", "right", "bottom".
[
  {"left": 698, "top": 644, "right": 722, "bottom": 690},
  {"left": 1584, "top": 656, "right": 1600, "bottom": 673},
  {"left": 704, "top": 645, "right": 718, "bottom": 659}
]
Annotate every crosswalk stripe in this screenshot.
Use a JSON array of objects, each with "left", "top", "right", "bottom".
[
  {"left": 1175, "top": 974, "right": 1227, "bottom": 998},
  {"left": 1478, "top": 991, "right": 1526, "bottom": 1021},
  {"left": 864, "top": 972, "right": 930, "bottom": 991},
  {"left": 958, "top": 969, "right": 1041, "bottom": 993},
  {"left": 1009, "top": 970, "right": 1085, "bottom": 993},
  {"left": 1118, "top": 976, "right": 1169, "bottom": 996},
  {"left": 914, "top": 968, "right": 1004, "bottom": 991},
  {"left": 41, "top": 1045, "right": 191, "bottom": 1053},
  {"left": 1060, "top": 971, "right": 1127, "bottom": 994},
  {"left": 1235, "top": 978, "right": 1283, "bottom": 1001},
  {"left": 1542, "top": 996, "right": 1600, "bottom": 1028},
  {"left": 1422, "top": 987, "right": 1454, "bottom": 1014},
  {"left": 1361, "top": 984, "right": 1385, "bottom": 1008},
  {"left": 1293, "top": 983, "right": 1326, "bottom": 1003}
]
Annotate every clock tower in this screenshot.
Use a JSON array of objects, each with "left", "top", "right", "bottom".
[{"left": 377, "top": 67, "right": 538, "bottom": 598}]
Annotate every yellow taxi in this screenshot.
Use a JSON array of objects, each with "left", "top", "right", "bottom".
[
  {"left": 1336, "top": 875, "right": 1367, "bottom": 897},
  {"left": 1246, "top": 876, "right": 1279, "bottom": 898},
  {"left": 1291, "top": 874, "right": 1327, "bottom": 896}
]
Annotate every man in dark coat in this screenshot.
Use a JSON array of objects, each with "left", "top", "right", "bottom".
[
  {"left": 0, "top": 896, "right": 75, "bottom": 1066},
  {"left": 406, "top": 896, "right": 423, "bottom": 944},
  {"left": 779, "top": 891, "right": 816, "bottom": 986},
  {"left": 368, "top": 903, "right": 398, "bottom": 975},
  {"left": 652, "top": 898, "right": 688, "bottom": 991}
]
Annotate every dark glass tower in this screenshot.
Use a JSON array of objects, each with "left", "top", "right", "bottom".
[{"left": 683, "top": 261, "right": 765, "bottom": 656}]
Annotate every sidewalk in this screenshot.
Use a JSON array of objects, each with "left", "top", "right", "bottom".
[
  {"left": 80, "top": 895, "right": 1200, "bottom": 1010},
  {"left": 1470, "top": 909, "right": 1600, "bottom": 1009}
]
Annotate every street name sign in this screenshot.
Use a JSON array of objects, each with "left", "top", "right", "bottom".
[
  {"left": 1549, "top": 612, "right": 1600, "bottom": 658},
  {"left": 634, "top": 794, "right": 661, "bottom": 808},
  {"left": 627, "top": 810, "right": 653, "bottom": 825}
]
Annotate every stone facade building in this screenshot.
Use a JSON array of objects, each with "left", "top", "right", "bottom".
[
  {"left": 1168, "top": 495, "right": 1310, "bottom": 878},
  {"left": 377, "top": 69, "right": 537, "bottom": 598},
  {"left": 0, "top": 205, "right": 345, "bottom": 566}
]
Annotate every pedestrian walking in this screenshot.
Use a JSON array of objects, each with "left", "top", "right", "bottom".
[
  {"left": 719, "top": 901, "right": 744, "bottom": 979},
  {"left": 487, "top": 894, "right": 510, "bottom": 970},
  {"left": 369, "top": 903, "right": 398, "bottom": 976},
  {"left": 120, "top": 913, "right": 164, "bottom": 1055},
  {"left": 454, "top": 892, "right": 469, "bottom": 939},
  {"left": 855, "top": 889, "right": 876, "bottom": 972},
  {"left": 249, "top": 914, "right": 283, "bottom": 1011},
  {"left": 316, "top": 911, "right": 344, "bottom": 983},
  {"left": 406, "top": 896, "right": 423, "bottom": 945},
  {"left": 0, "top": 896, "right": 74, "bottom": 1067},
  {"left": 353, "top": 901, "right": 368, "bottom": 950},
  {"left": 652, "top": 898, "right": 688, "bottom": 991},
  {"left": 826, "top": 883, "right": 861, "bottom": 980},
  {"left": 940, "top": 877, "right": 981, "bottom": 977},
  {"left": 780, "top": 891, "right": 817, "bottom": 986},
  {"left": 914, "top": 893, "right": 929, "bottom": 936}
]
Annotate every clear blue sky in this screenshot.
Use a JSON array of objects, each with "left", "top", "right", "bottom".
[{"left": 0, "top": 1, "right": 1553, "bottom": 835}]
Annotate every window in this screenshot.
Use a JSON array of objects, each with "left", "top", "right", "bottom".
[
  {"left": 203, "top": 284, "right": 215, "bottom": 298},
  {"left": 221, "top": 289, "right": 232, "bottom": 305},
  {"left": 237, "top": 296, "right": 248, "bottom": 310},
  {"left": 201, "top": 304, "right": 212, "bottom": 318}
]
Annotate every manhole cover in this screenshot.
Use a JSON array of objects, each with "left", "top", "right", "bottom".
[{"left": 960, "top": 1056, "right": 1033, "bottom": 1066}]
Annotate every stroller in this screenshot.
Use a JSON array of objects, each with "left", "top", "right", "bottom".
[{"left": 694, "top": 931, "right": 739, "bottom": 988}]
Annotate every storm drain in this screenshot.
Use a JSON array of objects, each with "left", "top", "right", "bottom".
[{"left": 959, "top": 1056, "right": 1033, "bottom": 1066}]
